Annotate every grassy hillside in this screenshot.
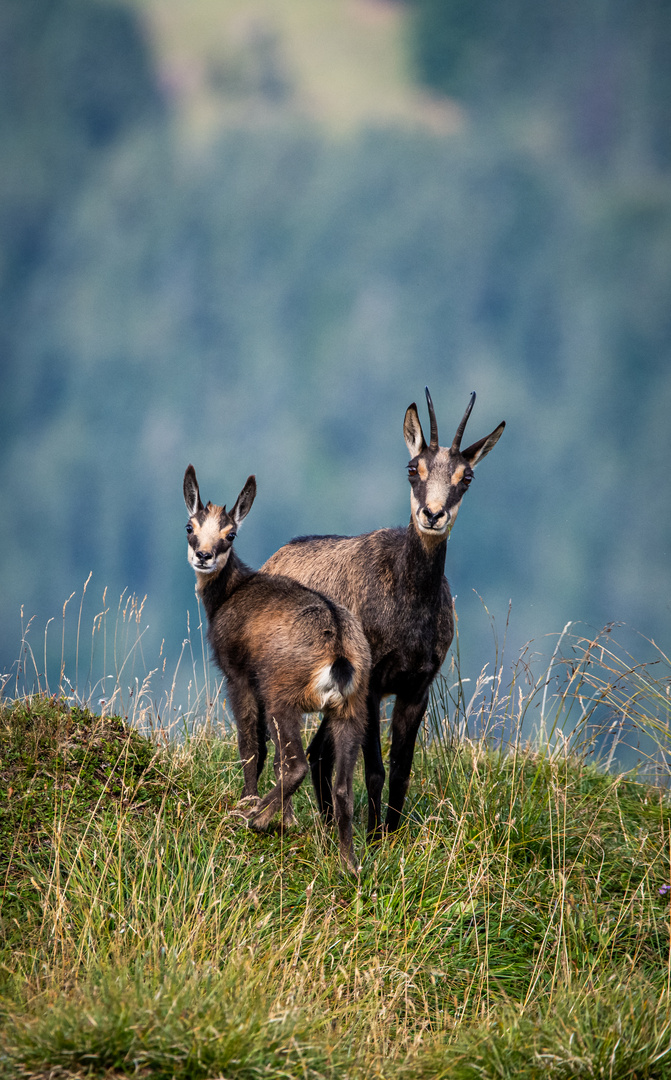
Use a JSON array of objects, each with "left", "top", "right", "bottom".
[
  {"left": 2, "top": 622, "right": 671, "bottom": 1078},
  {"left": 124, "top": 0, "right": 460, "bottom": 142}
]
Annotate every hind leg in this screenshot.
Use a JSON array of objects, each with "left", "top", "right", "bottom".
[
  {"left": 250, "top": 707, "right": 308, "bottom": 831},
  {"left": 256, "top": 705, "right": 297, "bottom": 824},
  {"left": 330, "top": 718, "right": 363, "bottom": 874},
  {"left": 270, "top": 730, "right": 298, "bottom": 827}
]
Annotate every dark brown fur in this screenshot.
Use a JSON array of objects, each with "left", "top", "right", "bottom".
[
  {"left": 183, "top": 465, "right": 370, "bottom": 872},
  {"left": 262, "top": 390, "right": 505, "bottom": 836}
]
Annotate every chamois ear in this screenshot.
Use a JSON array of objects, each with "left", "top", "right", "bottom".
[
  {"left": 183, "top": 465, "right": 204, "bottom": 516},
  {"left": 403, "top": 403, "right": 426, "bottom": 458},
  {"left": 462, "top": 421, "right": 506, "bottom": 467},
  {"left": 231, "top": 475, "right": 257, "bottom": 527}
]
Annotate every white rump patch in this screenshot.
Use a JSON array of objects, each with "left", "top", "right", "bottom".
[{"left": 313, "top": 663, "right": 354, "bottom": 708}]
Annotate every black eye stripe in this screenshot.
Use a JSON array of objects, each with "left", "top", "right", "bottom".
[{"left": 407, "top": 460, "right": 474, "bottom": 493}]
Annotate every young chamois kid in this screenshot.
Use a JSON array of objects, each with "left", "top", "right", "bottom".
[
  {"left": 183, "top": 465, "right": 370, "bottom": 872},
  {"left": 262, "top": 390, "right": 505, "bottom": 838}
]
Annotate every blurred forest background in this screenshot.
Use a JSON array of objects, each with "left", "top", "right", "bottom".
[{"left": 1, "top": 0, "right": 670, "bottom": 699}]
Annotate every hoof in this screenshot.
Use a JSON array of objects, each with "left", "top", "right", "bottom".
[
  {"left": 366, "top": 823, "right": 387, "bottom": 845},
  {"left": 341, "top": 853, "right": 361, "bottom": 877},
  {"left": 249, "top": 803, "right": 277, "bottom": 831}
]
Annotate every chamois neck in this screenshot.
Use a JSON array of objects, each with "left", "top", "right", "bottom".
[
  {"left": 402, "top": 518, "right": 448, "bottom": 595},
  {"left": 197, "top": 550, "right": 253, "bottom": 621}
]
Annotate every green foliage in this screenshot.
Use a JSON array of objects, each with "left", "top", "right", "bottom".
[
  {"left": 0, "top": 0, "right": 162, "bottom": 436},
  {"left": 406, "top": 0, "right": 493, "bottom": 99},
  {"left": 4, "top": 116, "right": 671, "bottom": 682},
  {"left": 2, "top": 2, "right": 671, "bottom": 704},
  {"left": 0, "top": 695, "right": 182, "bottom": 951},
  {"left": 0, "top": 963, "right": 339, "bottom": 1080},
  {"left": 406, "top": 0, "right": 671, "bottom": 169},
  {"left": 2, "top": 3, "right": 671, "bottom": 1073},
  {"left": 408, "top": 983, "right": 671, "bottom": 1079},
  {"left": 1, "top": 635, "right": 671, "bottom": 1078}
]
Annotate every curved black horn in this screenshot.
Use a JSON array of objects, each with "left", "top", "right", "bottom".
[
  {"left": 425, "top": 387, "right": 439, "bottom": 449},
  {"left": 452, "top": 391, "right": 476, "bottom": 452}
]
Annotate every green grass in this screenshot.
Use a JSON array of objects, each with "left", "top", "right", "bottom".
[{"left": 2, "top": 606, "right": 671, "bottom": 1077}]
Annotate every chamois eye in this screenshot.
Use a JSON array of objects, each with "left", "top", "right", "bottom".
[
  {"left": 228, "top": 531, "right": 237, "bottom": 542},
  {"left": 186, "top": 523, "right": 193, "bottom": 534},
  {"left": 407, "top": 464, "right": 418, "bottom": 477},
  {"left": 463, "top": 474, "right": 473, "bottom": 487}
]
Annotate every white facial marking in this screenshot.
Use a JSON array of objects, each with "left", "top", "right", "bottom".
[
  {"left": 187, "top": 508, "right": 234, "bottom": 580},
  {"left": 410, "top": 447, "right": 463, "bottom": 539}
]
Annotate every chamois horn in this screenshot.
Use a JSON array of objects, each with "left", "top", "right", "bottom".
[
  {"left": 425, "top": 386, "right": 439, "bottom": 450},
  {"left": 452, "top": 391, "right": 476, "bottom": 452}
]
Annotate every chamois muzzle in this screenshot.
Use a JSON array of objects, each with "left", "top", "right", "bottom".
[{"left": 420, "top": 507, "right": 448, "bottom": 531}]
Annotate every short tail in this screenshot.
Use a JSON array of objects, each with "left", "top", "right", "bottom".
[
  {"left": 314, "top": 656, "right": 356, "bottom": 708},
  {"left": 330, "top": 656, "right": 356, "bottom": 695}
]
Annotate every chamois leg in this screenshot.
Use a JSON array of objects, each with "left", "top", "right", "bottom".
[
  {"left": 386, "top": 691, "right": 430, "bottom": 832},
  {"left": 255, "top": 705, "right": 268, "bottom": 783},
  {"left": 245, "top": 700, "right": 295, "bottom": 825},
  {"left": 258, "top": 708, "right": 300, "bottom": 824},
  {"left": 361, "top": 690, "right": 385, "bottom": 841},
  {"left": 271, "top": 730, "right": 298, "bottom": 828},
  {"left": 330, "top": 719, "right": 363, "bottom": 874},
  {"left": 227, "top": 678, "right": 263, "bottom": 803},
  {"left": 306, "top": 718, "right": 335, "bottom": 821},
  {"left": 250, "top": 708, "right": 308, "bottom": 831}
]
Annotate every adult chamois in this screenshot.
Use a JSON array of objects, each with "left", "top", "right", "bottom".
[
  {"left": 183, "top": 465, "right": 370, "bottom": 872},
  {"left": 262, "top": 389, "right": 505, "bottom": 837}
]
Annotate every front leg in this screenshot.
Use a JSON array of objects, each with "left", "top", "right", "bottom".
[
  {"left": 331, "top": 718, "right": 364, "bottom": 874},
  {"left": 386, "top": 691, "right": 430, "bottom": 832},
  {"left": 227, "top": 678, "right": 262, "bottom": 800},
  {"left": 307, "top": 717, "right": 335, "bottom": 821}
]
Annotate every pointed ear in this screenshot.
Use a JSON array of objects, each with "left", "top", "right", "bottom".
[
  {"left": 183, "top": 465, "right": 203, "bottom": 516},
  {"left": 403, "top": 404, "right": 426, "bottom": 458},
  {"left": 231, "top": 475, "right": 256, "bottom": 527},
  {"left": 462, "top": 421, "right": 506, "bottom": 466}
]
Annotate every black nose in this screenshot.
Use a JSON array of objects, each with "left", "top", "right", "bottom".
[
  {"left": 423, "top": 509, "right": 442, "bottom": 527},
  {"left": 196, "top": 550, "right": 212, "bottom": 561}
]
